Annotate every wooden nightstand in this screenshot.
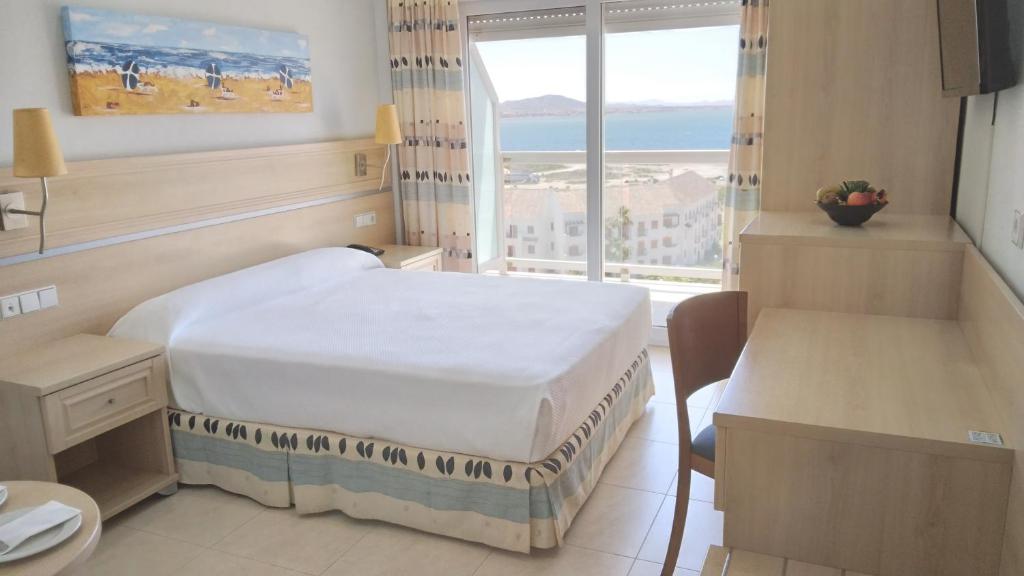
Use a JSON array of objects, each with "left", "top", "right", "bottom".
[
  {"left": 0, "top": 334, "right": 178, "bottom": 520},
  {"left": 378, "top": 244, "right": 443, "bottom": 271}
]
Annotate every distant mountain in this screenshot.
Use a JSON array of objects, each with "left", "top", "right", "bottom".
[
  {"left": 501, "top": 94, "right": 733, "bottom": 117},
  {"left": 501, "top": 95, "right": 585, "bottom": 117}
]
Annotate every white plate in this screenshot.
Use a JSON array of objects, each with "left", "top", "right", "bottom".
[
  {"left": 0, "top": 486, "right": 6, "bottom": 508},
  {"left": 0, "top": 506, "right": 81, "bottom": 564}
]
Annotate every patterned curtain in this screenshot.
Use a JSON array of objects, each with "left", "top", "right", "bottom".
[
  {"left": 721, "top": 0, "right": 769, "bottom": 289},
  {"left": 387, "top": 0, "right": 475, "bottom": 272}
]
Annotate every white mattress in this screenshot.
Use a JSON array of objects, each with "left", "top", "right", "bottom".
[{"left": 111, "top": 248, "right": 650, "bottom": 462}]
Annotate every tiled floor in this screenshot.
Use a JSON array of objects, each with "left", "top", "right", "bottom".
[{"left": 81, "top": 346, "right": 724, "bottom": 576}]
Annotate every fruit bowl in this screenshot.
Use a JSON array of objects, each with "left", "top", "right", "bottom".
[
  {"left": 814, "top": 180, "right": 889, "bottom": 227},
  {"left": 816, "top": 201, "right": 886, "bottom": 226}
]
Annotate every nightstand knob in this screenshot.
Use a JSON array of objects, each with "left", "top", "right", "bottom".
[{"left": 107, "top": 398, "right": 115, "bottom": 405}]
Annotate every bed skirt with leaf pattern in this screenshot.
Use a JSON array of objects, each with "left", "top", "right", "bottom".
[{"left": 166, "top": 348, "right": 653, "bottom": 553}]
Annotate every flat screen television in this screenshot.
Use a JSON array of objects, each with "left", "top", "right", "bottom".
[{"left": 936, "top": 0, "right": 1017, "bottom": 96}]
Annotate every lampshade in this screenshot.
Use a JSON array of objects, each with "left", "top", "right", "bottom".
[
  {"left": 375, "top": 104, "right": 402, "bottom": 145},
  {"left": 13, "top": 108, "right": 67, "bottom": 178}
]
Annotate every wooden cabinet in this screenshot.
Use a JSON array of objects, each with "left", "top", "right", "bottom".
[
  {"left": 378, "top": 244, "right": 443, "bottom": 271},
  {"left": 0, "top": 334, "right": 177, "bottom": 520}
]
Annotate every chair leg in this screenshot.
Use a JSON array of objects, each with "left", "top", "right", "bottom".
[{"left": 661, "top": 472, "right": 691, "bottom": 575}]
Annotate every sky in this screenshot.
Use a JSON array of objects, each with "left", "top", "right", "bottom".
[
  {"left": 474, "top": 26, "right": 739, "bottom": 104},
  {"left": 62, "top": 6, "right": 309, "bottom": 59}
]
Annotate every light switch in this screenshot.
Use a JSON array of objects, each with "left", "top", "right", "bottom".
[
  {"left": 38, "top": 286, "right": 58, "bottom": 309},
  {"left": 355, "top": 211, "right": 377, "bottom": 228},
  {"left": 0, "top": 297, "right": 20, "bottom": 319},
  {"left": 19, "top": 291, "right": 41, "bottom": 313}
]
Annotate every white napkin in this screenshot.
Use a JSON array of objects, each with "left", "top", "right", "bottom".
[{"left": 0, "top": 500, "right": 81, "bottom": 556}]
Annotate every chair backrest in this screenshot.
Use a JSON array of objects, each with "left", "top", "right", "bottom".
[{"left": 666, "top": 291, "right": 748, "bottom": 402}]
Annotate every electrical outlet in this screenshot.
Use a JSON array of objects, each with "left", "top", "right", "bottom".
[
  {"left": 1, "top": 297, "right": 20, "bottom": 319},
  {"left": 0, "top": 285, "right": 58, "bottom": 320},
  {"left": 1013, "top": 210, "right": 1024, "bottom": 250},
  {"left": 355, "top": 211, "right": 377, "bottom": 228}
]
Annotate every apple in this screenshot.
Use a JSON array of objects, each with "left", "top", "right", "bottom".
[{"left": 847, "top": 192, "right": 872, "bottom": 206}]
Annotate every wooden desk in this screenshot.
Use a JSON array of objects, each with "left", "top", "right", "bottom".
[
  {"left": 739, "top": 212, "right": 971, "bottom": 324},
  {"left": 714, "top": 308, "right": 1013, "bottom": 576},
  {"left": 0, "top": 481, "right": 101, "bottom": 576}
]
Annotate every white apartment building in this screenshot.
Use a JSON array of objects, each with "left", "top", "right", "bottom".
[{"left": 504, "top": 170, "right": 722, "bottom": 270}]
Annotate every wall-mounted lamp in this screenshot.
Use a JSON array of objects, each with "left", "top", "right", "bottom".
[
  {"left": 355, "top": 104, "right": 403, "bottom": 192},
  {"left": 0, "top": 108, "right": 67, "bottom": 254}
]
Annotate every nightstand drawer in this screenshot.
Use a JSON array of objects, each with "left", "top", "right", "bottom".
[
  {"left": 405, "top": 254, "right": 441, "bottom": 272},
  {"left": 42, "top": 358, "right": 166, "bottom": 453}
]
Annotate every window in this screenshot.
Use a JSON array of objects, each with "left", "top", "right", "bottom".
[
  {"left": 566, "top": 223, "right": 583, "bottom": 237},
  {"left": 638, "top": 221, "right": 647, "bottom": 237},
  {"left": 568, "top": 245, "right": 582, "bottom": 257},
  {"left": 663, "top": 235, "right": 675, "bottom": 247},
  {"left": 507, "top": 245, "right": 515, "bottom": 257},
  {"left": 527, "top": 244, "right": 536, "bottom": 255},
  {"left": 527, "top": 225, "right": 535, "bottom": 235},
  {"left": 663, "top": 214, "right": 680, "bottom": 228},
  {"left": 507, "top": 224, "right": 518, "bottom": 239}
]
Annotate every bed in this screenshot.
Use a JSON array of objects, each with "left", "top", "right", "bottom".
[{"left": 110, "top": 247, "right": 654, "bottom": 552}]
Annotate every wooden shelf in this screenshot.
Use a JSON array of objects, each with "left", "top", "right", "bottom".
[
  {"left": 60, "top": 461, "right": 177, "bottom": 520},
  {"left": 740, "top": 211, "right": 971, "bottom": 252}
]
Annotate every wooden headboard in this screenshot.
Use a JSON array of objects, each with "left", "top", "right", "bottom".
[
  {"left": 0, "top": 139, "right": 395, "bottom": 354},
  {"left": 958, "top": 246, "right": 1024, "bottom": 576}
]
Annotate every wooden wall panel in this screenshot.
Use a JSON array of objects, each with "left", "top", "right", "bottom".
[
  {"left": 740, "top": 243, "right": 964, "bottom": 324},
  {"left": 0, "top": 140, "right": 387, "bottom": 258},
  {"left": 958, "top": 246, "right": 1024, "bottom": 576},
  {"left": 0, "top": 191, "right": 394, "bottom": 355},
  {"left": 761, "top": 0, "right": 960, "bottom": 214}
]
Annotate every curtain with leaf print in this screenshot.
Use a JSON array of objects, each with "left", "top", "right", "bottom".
[
  {"left": 388, "top": 0, "right": 475, "bottom": 272},
  {"left": 721, "top": 0, "right": 768, "bottom": 289}
]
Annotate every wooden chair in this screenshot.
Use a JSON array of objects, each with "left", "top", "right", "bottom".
[{"left": 660, "top": 291, "right": 748, "bottom": 575}]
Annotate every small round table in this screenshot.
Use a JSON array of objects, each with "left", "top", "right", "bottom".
[{"left": 0, "top": 481, "right": 101, "bottom": 576}]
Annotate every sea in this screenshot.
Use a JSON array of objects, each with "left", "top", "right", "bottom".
[
  {"left": 66, "top": 41, "right": 312, "bottom": 81},
  {"left": 499, "top": 106, "right": 734, "bottom": 151}
]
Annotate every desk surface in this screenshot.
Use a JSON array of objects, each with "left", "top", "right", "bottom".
[{"left": 715, "top": 308, "right": 1012, "bottom": 462}]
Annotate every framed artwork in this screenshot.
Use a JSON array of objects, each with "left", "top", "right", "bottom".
[{"left": 61, "top": 6, "right": 313, "bottom": 115}]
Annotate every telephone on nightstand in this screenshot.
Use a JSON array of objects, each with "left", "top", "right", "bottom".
[{"left": 347, "top": 244, "right": 385, "bottom": 257}]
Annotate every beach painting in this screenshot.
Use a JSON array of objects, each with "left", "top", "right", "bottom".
[{"left": 61, "top": 6, "right": 312, "bottom": 115}]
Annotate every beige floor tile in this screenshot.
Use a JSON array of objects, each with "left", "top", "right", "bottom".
[
  {"left": 475, "top": 544, "right": 633, "bottom": 576},
  {"left": 119, "top": 485, "right": 264, "bottom": 546},
  {"left": 667, "top": 471, "right": 714, "bottom": 503},
  {"left": 323, "top": 524, "right": 488, "bottom": 576},
  {"left": 565, "top": 483, "right": 664, "bottom": 557},
  {"left": 638, "top": 497, "right": 723, "bottom": 572},
  {"left": 80, "top": 521, "right": 203, "bottom": 576},
  {"left": 180, "top": 549, "right": 306, "bottom": 576},
  {"left": 215, "top": 507, "right": 371, "bottom": 574},
  {"left": 630, "top": 402, "right": 702, "bottom": 445},
  {"left": 627, "top": 559, "right": 701, "bottom": 576},
  {"left": 601, "top": 436, "right": 679, "bottom": 494}
]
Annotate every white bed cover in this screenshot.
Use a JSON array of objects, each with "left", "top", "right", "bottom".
[{"left": 111, "top": 248, "right": 650, "bottom": 462}]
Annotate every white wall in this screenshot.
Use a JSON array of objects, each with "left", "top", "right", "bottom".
[
  {"left": 955, "top": 0, "right": 1024, "bottom": 299},
  {"left": 0, "top": 0, "right": 381, "bottom": 165}
]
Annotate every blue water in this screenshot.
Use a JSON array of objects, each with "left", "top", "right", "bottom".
[
  {"left": 66, "top": 41, "right": 311, "bottom": 80},
  {"left": 500, "top": 107, "right": 734, "bottom": 151}
]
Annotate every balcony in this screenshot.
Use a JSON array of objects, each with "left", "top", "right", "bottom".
[{"left": 497, "top": 149, "right": 728, "bottom": 327}]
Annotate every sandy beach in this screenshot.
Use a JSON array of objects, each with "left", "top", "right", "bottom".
[{"left": 70, "top": 71, "right": 313, "bottom": 115}]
